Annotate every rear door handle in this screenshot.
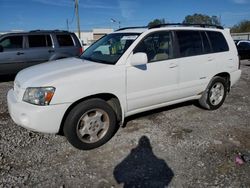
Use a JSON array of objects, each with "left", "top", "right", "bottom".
[{"left": 16, "top": 52, "right": 24, "bottom": 55}]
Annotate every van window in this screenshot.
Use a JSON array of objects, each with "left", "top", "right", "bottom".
[
  {"left": 176, "top": 30, "right": 203, "bottom": 57},
  {"left": 0, "top": 36, "right": 23, "bottom": 49},
  {"left": 56, "top": 34, "right": 74, "bottom": 46},
  {"left": 134, "top": 31, "right": 174, "bottom": 62},
  {"left": 28, "top": 35, "right": 52, "bottom": 48},
  {"left": 206, "top": 31, "right": 229, "bottom": 53}
]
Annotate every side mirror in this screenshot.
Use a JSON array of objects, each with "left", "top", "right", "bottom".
[
  {"left": 0, "top": 45, "right": 3, "bottom": 52},
  {"left": 130, "top": 52, "right": 148, "bottom": 66}
]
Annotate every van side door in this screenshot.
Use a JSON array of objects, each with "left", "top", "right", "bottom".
[
  {"left": 25, "top": 34, "right": 54, "bottom": 66},
  {"left": 0, "top": 35, "right": 26, "bottom": 75}
]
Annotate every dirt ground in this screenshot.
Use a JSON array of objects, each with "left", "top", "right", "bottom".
[{"left": 0, "top": 61, "right": 250, "bottom": 187}]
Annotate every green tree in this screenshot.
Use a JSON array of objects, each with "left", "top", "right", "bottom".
[
  {"left": 183, "top": 13, "right": 221, "bottom": 25},
  {"left": 231, "top": 20, "right": 250, "bottom": 33},
  {"left": 148, "top": 18, "right": 166, "bottom": 28}
]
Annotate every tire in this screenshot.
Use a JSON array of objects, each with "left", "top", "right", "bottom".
[
  {"left": 199, "top": 76, "right": 228, "bottom": 110},
  {"left": 63, "top": 98, "right": 117, "bottom": 150}
]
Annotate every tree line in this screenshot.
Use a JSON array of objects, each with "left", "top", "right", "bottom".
[{"left": 148, "top": 14, "right": 250, "bottom": 33}]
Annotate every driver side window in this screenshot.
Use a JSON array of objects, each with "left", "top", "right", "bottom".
[
  {"left": 0, "top": 36, "right": 23, "bottom": 49},
  {"left": 134, "top": 31, "right": 173, "bottom": 63}
]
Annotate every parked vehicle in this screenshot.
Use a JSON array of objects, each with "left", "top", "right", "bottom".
[
  {"left": 235, "top": 40, "right": 250, "bottom": 60},
  {"left": 0, "top": 30, "right": 83, "bottom": 75},
  {"left": 8, "top": 24, "right": 241, "bottom": 150}
]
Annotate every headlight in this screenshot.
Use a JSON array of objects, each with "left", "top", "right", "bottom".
[{"left": 23, "top": 87, "right": 55, "bottom": 106}]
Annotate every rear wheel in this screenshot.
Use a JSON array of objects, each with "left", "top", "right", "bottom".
[
  {"left": 199, "top": 76, "right": 228, "bottom": 110},
  {"left": 63, "top": 99, "right": 117, "bottom": 150}
]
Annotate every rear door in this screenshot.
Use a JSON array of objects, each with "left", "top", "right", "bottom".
[
  {"left": 25, "top": 34, "right": 54, "bottom": 66},
  {"left": 0, "top": 35, "right": 26, "bottom": 74},
  {"left": 176, "top": 30, "right": 216, "bottom": 98}
]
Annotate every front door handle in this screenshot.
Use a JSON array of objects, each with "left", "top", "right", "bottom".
[
  {"left": 16, "top": 52, "right": 24, "bottom": 55},
  {"left": 169, "top": 63, "right": 178, "bottom": 68}
]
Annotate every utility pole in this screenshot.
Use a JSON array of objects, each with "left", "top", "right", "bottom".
[{"left": 75, "top": 0, "right": 81, "bottom": 39}]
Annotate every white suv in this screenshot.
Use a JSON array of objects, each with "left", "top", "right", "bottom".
[{"left": 7, "top": 24, "right": 241, "bottom": 150}]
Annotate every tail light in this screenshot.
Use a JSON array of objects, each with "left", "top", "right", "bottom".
[{"left": 79, "top": 47, "right": 83, "bottom": 55}]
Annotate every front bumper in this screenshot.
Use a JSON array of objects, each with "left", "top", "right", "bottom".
[{"left": 7, "top": 89, "right": 70, "bottom": 134}]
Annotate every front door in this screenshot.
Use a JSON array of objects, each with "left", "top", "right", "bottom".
[
  {"left": 0, "top": 35, "right": 26, "bottom": 75},
  {"left": 126, "top": 31, "right": 179, "bottom": 112}
]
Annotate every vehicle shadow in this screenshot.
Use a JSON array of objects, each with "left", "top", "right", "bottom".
[
  {"left": 0, "top": 75, "right": 16, "bottom": 83},
  {"left": 123, "top": 100, "right": 198, "bottom": 127},
  {"left": 113, "top": 135, "right": 174, "bottom": 187}
]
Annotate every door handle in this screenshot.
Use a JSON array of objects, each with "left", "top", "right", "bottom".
[
  {"left": 48, "top": 50, "right": 55, "bottom": 53},
  {"left": 208, "top": 57, "right": 214, "bottom": 61},
  {"left": 169, "top": 63, "right": 178, "bottom": 68},
  {"left": 16, "top": 52, "right": 24, "bottom": 55}
]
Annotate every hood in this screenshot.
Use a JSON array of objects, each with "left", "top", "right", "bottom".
[{"left": 15, "top": 57, "right": 109, "bottom": 88}]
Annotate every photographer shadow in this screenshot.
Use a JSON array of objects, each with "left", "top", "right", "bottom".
[{"left": 113, "top": 136, "right": 174, "bottom": 188}]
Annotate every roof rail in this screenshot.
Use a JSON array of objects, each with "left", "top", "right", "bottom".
[
  {"left": 149, "top": 23, "right": 224, "bottom": 29},
  {"left": 116, "top": 26, "right": 147, "bottom": 31}
]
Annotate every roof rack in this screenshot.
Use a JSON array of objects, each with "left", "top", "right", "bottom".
[
  {"left": 149, "top": 23, "right": 224, "bottom": 29},
  {"left": 29, "top": 29, "right": 69, "bottom": 33},
  {"left": 116, "top": 26, "right": 147, "bottom": 31}
]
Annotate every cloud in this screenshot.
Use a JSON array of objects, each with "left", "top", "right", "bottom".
[
  {"left": 31, "top": 0, "right": 117, "bottom": 9},
  {"left": 31, "top": 0, "right": 72, "bottom": 7},
  {"left": 119, "top": 0, "right": 137, "bottom": 19},
  {"left": 231, "top": 0, "right": 249, "bottom": 4}
]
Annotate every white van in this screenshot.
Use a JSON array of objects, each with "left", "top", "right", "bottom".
[{"left": 7, "top": 24, "right": 241, "bottom": 150}]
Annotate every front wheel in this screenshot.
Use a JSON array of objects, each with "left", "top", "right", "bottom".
[
  {"left": 199, "top": 76, "right": 228, "bottom": 110},
  {"left": 63, "top": 99, "right": 117, "bottom": 150}
]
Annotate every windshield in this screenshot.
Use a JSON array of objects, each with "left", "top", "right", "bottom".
[{"left": 81, "top": 33, "right": 140, "bottom": 65}]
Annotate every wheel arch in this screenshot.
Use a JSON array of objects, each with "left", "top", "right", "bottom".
[
  {"left": 214, "top": 72, "right": 231, "bottom": 92},
  {"left": 58, "top": 93, "right": 123, "bottom": 135}
]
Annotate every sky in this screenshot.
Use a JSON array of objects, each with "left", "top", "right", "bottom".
[{"left": 1, "top": 0, "right": 250, "bottom": 32}]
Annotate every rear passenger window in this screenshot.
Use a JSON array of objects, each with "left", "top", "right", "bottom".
[
  {"left": 0, "top": 36, "right": 23, "bottom": 49},
  {"left": 176, "top": 30, "right": 203, "bottom": 57},
  {"left": 206, "top": 31, "right": 229, "bottom": 53},
  {"left": 56, "top": 34, "right": 74, "bottom": 46},
  {"left": 28, "top": 35, "right": 52, "bottom": 48}
]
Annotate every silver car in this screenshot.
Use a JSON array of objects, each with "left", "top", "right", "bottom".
[{"left": 0, "top": 30, "right": 83, "bottom": 75}]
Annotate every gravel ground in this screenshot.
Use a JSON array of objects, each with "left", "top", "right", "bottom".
[{"left": 0, "top": 61, "right": 250, "bottom": 187}]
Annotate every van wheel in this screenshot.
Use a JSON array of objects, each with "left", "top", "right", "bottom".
[
  {"left": 199, "top": 76, "right": 227, "bottom": 110},
  {"left": 63, "top": 99, "right": 117, "bottom": 150}
]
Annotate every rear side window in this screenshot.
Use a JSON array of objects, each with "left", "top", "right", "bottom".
[
  {"left": 0, "top": 36, "right": 23, "bottom": 49},
  {"left": 28, "top": 35, "right": 52, "bottom": 48},
  {"left": 206, "top": 31, "right": 229, "bottom": 53},
  {"left": 176, "top": 30, "right": 203, "bottom": 57},
  {"left": 56, "top": 34, "right": 74, "bottom": 46}
]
